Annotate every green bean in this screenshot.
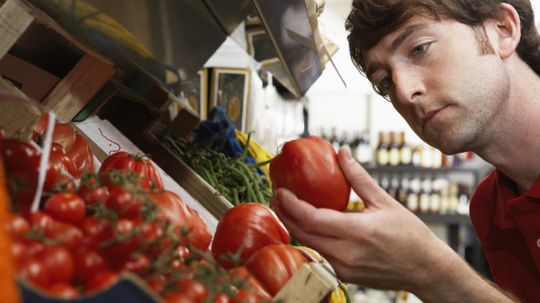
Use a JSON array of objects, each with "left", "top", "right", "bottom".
[
  {"left": 239, "top": 162, "right": 266, "bottom": 204},
  {"left": 162, "top": 135, "right": 272, "bottom": 205},
  {"left": 231, "top": 188, "right": 239, "bottom": 205}
]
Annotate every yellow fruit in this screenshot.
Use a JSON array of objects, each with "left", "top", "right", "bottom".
[{"left": 329, "top": 284, "right": 349, "bottom": 303}]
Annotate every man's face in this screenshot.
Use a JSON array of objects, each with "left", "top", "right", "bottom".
[{"left": 364, "top": 16, "right": 509, "bottom": 154}]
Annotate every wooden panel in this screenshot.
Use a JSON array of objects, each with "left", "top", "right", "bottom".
[
  {"left": 0, "top": 0, "right": 33, "bottom": 59},
  {"left": 0, "top": 53, "right": 60, "bottom": 101},
  {"left": 43, "top": 54, "right": 116, "bottom": 122},
  {"left": 0, "top": 77, "right": 41, "bottom": 141}
]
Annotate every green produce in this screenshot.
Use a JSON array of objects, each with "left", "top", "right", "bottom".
[{"left": 163, "top": 136, "right": 273, "bottom": 206}]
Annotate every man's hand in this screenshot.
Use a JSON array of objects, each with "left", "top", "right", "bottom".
[
  {"left": 270, "top": 147, "right": 515, "bottom": 302},
  {"left": 270, "top": 147, "right": 444, "bottom": 291}
]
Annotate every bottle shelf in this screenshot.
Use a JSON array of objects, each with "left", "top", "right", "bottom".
[
  {"left": 365, "top": 165, "right": 480, "bottom": 186},
  {"left": 415, "top": 213, "right": 471, "bottom": 225},
  {"left": 365, "top": 165, "right": 479, "bottom": 175}
]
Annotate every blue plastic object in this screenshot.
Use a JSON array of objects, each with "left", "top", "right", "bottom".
[{"left": 191, "top": 106, "right": 255, "bottom": 165}]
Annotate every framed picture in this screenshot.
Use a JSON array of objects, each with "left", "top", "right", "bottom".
[
  {"left": 246, "top": 29, "right": 280, "bottom": 67},
  {"left": 210, "top": 68, "right": 250, "bottom": 131},
  {"left": 180, "top": 69, "right": 208, "bottom": 119}
]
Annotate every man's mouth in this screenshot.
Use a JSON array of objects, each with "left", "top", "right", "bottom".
[{"left": 421, "top": 105, "right": 448, "bottom": 132}]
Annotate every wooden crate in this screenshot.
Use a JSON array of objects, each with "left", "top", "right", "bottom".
[
  {"left": 74, "top": 111, "right": 340, "bottom": 303},
  {"left": 0, "top": 0, "right": 116, "bottom": 123},
  {"left": 139, "top": 131, "right": 340, "bottom": 302},
  {"left": 73, "top": 73, "right": 339, "bottom": 301},
  {"left": 142, "top": 131, "right": 234, "bottom": 220},
  {"left": 275, "top": 262, "right": 338, "bottom": 302}
]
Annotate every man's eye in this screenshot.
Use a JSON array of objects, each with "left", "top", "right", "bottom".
[
  {"left": 411, "top": 43, "right": 429, "bottom": 55},
  {"left": 378, "top": 76, "right": 392, "bottom": 91},
  {"left": 374, "top": 76, "right": 392, "bottom": 99}
]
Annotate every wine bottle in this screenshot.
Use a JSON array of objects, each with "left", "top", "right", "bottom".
[
  {"left": 388, "top": 132, "right": 401, "bottom": 166},
  {"left": 376, "top": 132, "right": 390, "bottom": 166},
  {"left": 398, "top": 131, "right": 412, "bottom": 166}
]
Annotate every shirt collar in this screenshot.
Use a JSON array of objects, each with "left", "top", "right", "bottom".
[{"left": 494, "top": 170, "right": 540, "bottom": 228}]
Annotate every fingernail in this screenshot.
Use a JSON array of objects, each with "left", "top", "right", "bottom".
[
  {"left": 276, "top": 188, "right": 285, "bottom": 200},
  {"left": 342, "top": 147, "right": 353, "bottom": 161}
]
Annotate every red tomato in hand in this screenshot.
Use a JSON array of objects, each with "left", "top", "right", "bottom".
[
  {"left": 270, "top": 136, "right": 351, "bottom": 211},
  {"left": 244, "top": 244, "right": 307, "bottom": 296},
  {"left": 99, "top": 152, "right": 163, "bottom": 190},
  {"left": 44, "top": 192, "right": 86, "bottom": 225},
  {"left": 211, "top": 203, "right": 289, "bottom": 269}
]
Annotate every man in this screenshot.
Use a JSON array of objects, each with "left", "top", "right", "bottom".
[{"left": 270, "top": 1, "right": 540, "bottom": 302}]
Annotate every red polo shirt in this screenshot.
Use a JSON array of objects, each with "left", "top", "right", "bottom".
[{"left": 470, "top": 169, "right": 540, "bottom": 302}]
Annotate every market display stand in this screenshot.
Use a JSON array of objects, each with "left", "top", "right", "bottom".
[
  {"left": 0, "top": 0, "right": 341, "bottom": 302},
  {"left": 87, "top": 106, "right": 340, "bottom": 303}
]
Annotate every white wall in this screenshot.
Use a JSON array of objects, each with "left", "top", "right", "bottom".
[
  {"left": 306, "top": 0, "right": 419, "bottom": 145},
  {"left": 306, "top": 0, "right": 372, "bottom": 135}
]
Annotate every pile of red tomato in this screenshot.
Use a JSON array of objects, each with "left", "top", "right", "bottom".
[{"left": 3, "top": 114, "right": 301, "bottom": 303}]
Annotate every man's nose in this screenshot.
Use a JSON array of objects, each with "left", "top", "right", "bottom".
[{"left": 393, "top": 68, "right": 426, "bottom": 105}]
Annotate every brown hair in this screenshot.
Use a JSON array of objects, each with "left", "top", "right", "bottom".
[{"left": 346, "top": 0, "right": 540, "bottom": 76}]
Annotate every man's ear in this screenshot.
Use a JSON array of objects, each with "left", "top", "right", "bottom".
[{"left": 491, "top": 3, "right": 521, "bottom": 59}]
